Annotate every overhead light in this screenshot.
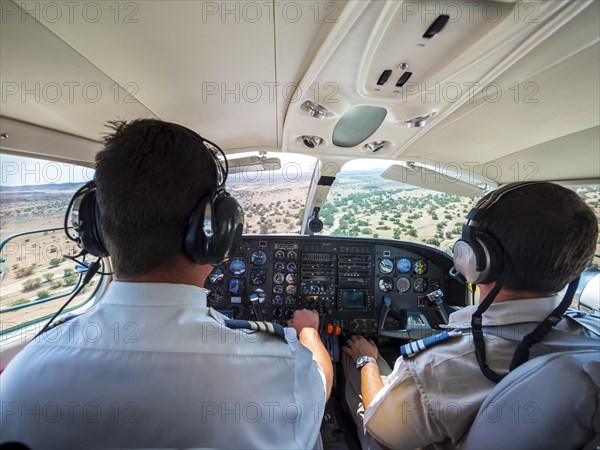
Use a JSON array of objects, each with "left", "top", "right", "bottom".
[
  {"left": 301, "top": 135, "right": 324, "bottom": 149},
  {"left": 302, "top": 101, "right": 333, "bottom": 120},
  {"left": 403, "top": 112, "right": 437, "bottom": 128},
  {"left": 0, "top": 133, "right": 8, "bottom": 139},
  {"left": 364, "top": 141, "right": 387, "bottom": 153}
]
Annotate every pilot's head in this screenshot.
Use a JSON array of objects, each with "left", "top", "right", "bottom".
[
  {"left": 471, "top": 182, "right": 597, "bottom": 294},
  {"left": 95, "top": 119, "right": 220, "bottom": 277}
]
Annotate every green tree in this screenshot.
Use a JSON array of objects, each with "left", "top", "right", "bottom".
[
  {"left": 22, "top": 278, "right": 42, "bottom": 292},
  {"left": 37, "top": 290, "right": 50, "bottom": 299},
  {"left": 49, "top": 257, "right": 64, "bottom": 267},
  {"left": 43, "top": 273, "right": 55, "bottom": 283}
]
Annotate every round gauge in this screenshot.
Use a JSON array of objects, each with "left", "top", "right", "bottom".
[
  {"left": 272, "top": 295, "right": 284, "bottom": 306},
  {"left": 273, "top": 284, "right": 284, "bottom": 294},
  {"left": 397, "top": 258, "right": 412, "bottom": 273},
  {"left": 250, "top": 250, "right": 267, "bottom": 266},
  {"left": 228, "top": 259, "right": 246, "bottom": 276},
  {"left": 286, "top": 285, "right": 297, "bottom": 295},
  {"left": 249, "top": 288, "right": 266, "bottom": 303},
  {"left": 228, "top": 278, "right": 245, "bottom": 295},
  {"left": 285, "top": 296, "right": 295, "bottom": 305},
  {"left": 207, "top": 267, "right": 224, "bottom": 284},
  {"left": 397, "top": 276, "right": 411, "bottom": 294},
  {"left": 250, "top": 269, "right": 267, "bottom": 286},
  {"left": 285, "top": 273, "right": 297, "bottom": 284},
  {"left": 413, "top": 259, "right": 429, "bottom": 275},
  {"left": 273, "top": 272, "right": 284, "bottom": 284},
  {"left": 207, "top": 288, "right": 224, "bottom": 305},
  {"left": 378, "top": 276, "right": 393, "bottom": 293},
  {"left": 287, "top": 250, "right": 297, "bottom": 260},
  {"left": 430, "top": 279, "right": 441, "bottom": 291},
  {"left": 286, "top": 262, "right": 297, "bottom": 273},
  {"left": 413, "top": 277, "right": 428, "bottom": 293},
  {"left": 275, "top": 250, "right": 285, "bottom": 260},
  {"left": 274, "top": 261, "right": 285, "bottom": 272},
  {"left": 379, "top": 258, "right": 394, "bottom": 274}
]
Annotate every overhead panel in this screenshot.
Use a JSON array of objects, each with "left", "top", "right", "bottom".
[
  {"left": 13, "top": 0, "right": 279, "bottom": 150},
  {"left": 360, "top": 0, "right": 514, "bottom": 99},
  {"left": 0, "top": 0, "right": 155, "bottom": 146}
]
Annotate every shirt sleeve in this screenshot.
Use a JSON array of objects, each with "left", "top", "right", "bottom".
[{"left": 363, "top": 358, "right": 447, "bottom": 449}]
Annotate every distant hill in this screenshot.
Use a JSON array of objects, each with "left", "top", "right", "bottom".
[{"left": 0, "top": 182, "right": 85, "bottom": 193}]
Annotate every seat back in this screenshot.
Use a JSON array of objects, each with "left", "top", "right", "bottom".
[{"left": 462, "top": 349, "right": 600, "bottom": 450}]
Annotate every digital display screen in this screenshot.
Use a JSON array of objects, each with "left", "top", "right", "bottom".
[
  {"left": 341, "top": 291, "right": 367, "bottom": 310},
  {"left": 346, "top": 277, "right": 366, "bottom": 284}
]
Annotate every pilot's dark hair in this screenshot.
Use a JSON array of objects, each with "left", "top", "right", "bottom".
[
  {"left": 95, "top": 119, "right": 218, "bottom": 276},
  {"left": 479, "top": 183, "right": 598, "bottom": 293}
]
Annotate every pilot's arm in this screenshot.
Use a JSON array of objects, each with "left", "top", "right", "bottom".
[
  {"left": 288, "top": 309, "right": 334, "bottom": 399},
  {"left": 345, "top": 336, "right": 447, "bottom": 449}
]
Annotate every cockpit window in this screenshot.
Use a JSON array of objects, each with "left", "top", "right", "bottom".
[
  {"left": 0, "top": 153, "right": 100, "bottom": 334},
  {"left": 320, "top": 159, "right": 476, "bottom": 254},
  {"left": 226, "top": 153, "right": 317, "bottom": 235},
  {"left": 570, "top": 183, "right": 600, "bottom": 270}
]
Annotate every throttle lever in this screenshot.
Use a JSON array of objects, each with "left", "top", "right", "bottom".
[
  {"left": 427, "top": 290, "right": 449, "bottom": 325},
  {"left": 249, "top": 290, "right": 265, "bottom": 322}
]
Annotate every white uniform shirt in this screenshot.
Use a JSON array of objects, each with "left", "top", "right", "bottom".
[
  {"left": 363, "top": 295, "right": 597, "bottom": 449},
  {"left": 1, "top": 282, "right": 327, "bottom": 449}
]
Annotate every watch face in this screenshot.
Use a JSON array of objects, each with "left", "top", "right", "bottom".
[{"left": 356, "top": 356, "right": 375, "bottom": 368}]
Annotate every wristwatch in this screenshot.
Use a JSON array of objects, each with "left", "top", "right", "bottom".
[{"left": 356, "top": 355, "right": 377, "bottom": 369}]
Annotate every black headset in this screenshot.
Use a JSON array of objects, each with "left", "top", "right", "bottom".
[
  {"left": 452, "top": 181, "right": 543, "bottom": 285},
  {"left": 65, "top": 126, "right": 244, "bottom": 266}
]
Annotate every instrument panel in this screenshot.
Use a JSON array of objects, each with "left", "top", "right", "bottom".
[{"left": 205, "top": 236, "right": 467, "bottom": 336}]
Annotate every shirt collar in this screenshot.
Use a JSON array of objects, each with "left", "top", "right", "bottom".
[
  {"left": 447, "top": 294, "right": 563, "bottom": 328},
  {"left": 99, "top": 281, "right": 208, "bottom": 307}
]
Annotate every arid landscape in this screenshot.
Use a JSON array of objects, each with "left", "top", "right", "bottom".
[{"left": 1, "top": 172, "right": 599, "bottom": 329}]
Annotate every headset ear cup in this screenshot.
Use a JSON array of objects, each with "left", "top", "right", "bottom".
[
  {"left": 184, "top": 193, "right": 213, "bottom": 265},
  {"left": 453, "top": 239, "right": 480, "bottom": 284},
  {"left": 70, "top": 186, "right": 109, "bottom": 257},
  {"left": 205, "top": 192, "right": 244, "bottom": 265},
  {"left": 476, "top": 231, "right": 504, "bottom": 284}
]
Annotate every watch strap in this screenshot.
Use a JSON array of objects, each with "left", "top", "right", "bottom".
[{"left": 356, "top": 355, "right": 377, "bottom": 369}]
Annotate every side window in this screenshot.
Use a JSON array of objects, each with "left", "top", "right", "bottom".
[{"left": 0, "top": 153, "right": 104, "bottom": 334}]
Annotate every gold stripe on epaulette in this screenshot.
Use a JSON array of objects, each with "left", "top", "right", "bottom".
[{"left": 266, "top": 322, "right": 275, "bottom": 334}]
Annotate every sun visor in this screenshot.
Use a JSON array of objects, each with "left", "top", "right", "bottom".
[
  {"left": 227, "top": 157, "right": 281, "bottom": 174},
  {"left": 381, "top": 164, "right": 484, "bottom": 197}
]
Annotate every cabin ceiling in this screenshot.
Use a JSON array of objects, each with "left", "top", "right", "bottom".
[{"left": 1, "top": 0, "right": 599, "bottom": 183}]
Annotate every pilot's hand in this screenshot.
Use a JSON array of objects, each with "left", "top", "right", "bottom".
[
  {"left": 287, "top": 309, "right": 319, "bottom": 334},
  {"left": 343, "top": 335, "right": 379, "bottom": 363}
]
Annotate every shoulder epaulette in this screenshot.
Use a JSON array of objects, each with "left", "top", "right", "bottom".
[
  {"left": 224, "top": 319, "right": 287, "bottom": 341},
  {"left": 400, "top": 330, "right": 462, "bottom": 358}
]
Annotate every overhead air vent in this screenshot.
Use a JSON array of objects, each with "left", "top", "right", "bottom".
[
  {"left": 422, "top": 15, "right": 450, "bottom": 39},
  {"left": 332, "top": 106, "right": 388, "bottom": 147},
  {"left": 377, "top": 69, "right": 393, "bottom": 85},
  {"left": 396, "top": 72, "right": 413, "bottom": 87}
]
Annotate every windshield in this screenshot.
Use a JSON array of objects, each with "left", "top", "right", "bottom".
[
  {"left": 320, "top": 160, "right": 481, "bottom": 254},
  {"left": 227, "top": 153, "right": 317, "bottom": 235}
]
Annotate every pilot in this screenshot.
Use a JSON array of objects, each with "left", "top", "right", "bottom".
[
  {"left": 1, "top": 119, "right": 333, "bottom": 449},
  {"left": 343, "top": 181, "right": 599, "bottom": 449}
]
